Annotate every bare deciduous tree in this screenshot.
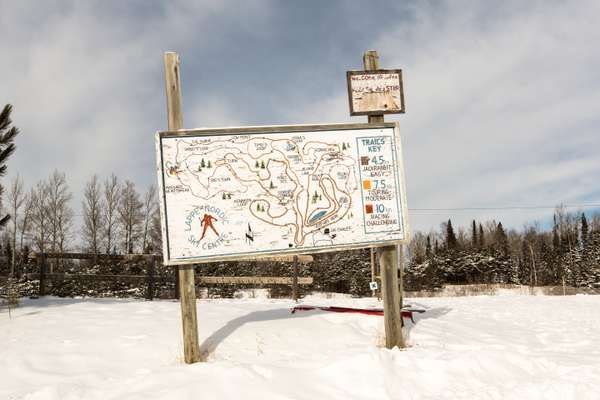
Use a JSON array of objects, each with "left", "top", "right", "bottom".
[
  {"left": 31, "top": 182, "right": 49, "bottom": 252},
  {"left": 141, "top": 185, "right": 157, "bottom": 253},
  {"left": 46, "top": 171, "right": 73, "bottom": 258},
  {"left": 56, "top": 200, "right": 73, "bottom": 258},
  {"left": 408, "top": 231, "right": 427, "bottom": 264},
  {"left": 103, "top": 174, "right": 120, "bottom": 254},
  {"left": 7, "top": 174, "right": 25, "bottom": 276},
  {"left": 149, "top": 206, "right": 162, "bottom": 254},
  {"left": 82, "top": 174, "right": 103, "bottom": 254},
  {"left": 18, "top": 190, "right": 34, "bottom": 272},
  {"left": 118, "top": 180, "right": 142, "bottom": 254}
]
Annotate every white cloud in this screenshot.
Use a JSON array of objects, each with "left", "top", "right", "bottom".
[
  {"left": 301, "top": 1, "right": 600, "bottom": 232},
  {"left": 1, "top": 0, "right": 270, "bottom": 206},
  {"left": 1, "top": 0, "right": 599, "bottom": 240}
]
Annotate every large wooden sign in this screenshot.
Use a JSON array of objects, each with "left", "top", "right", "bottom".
[
  {"left": 156, "top": 122, "right": 408, "bottom": 265},
  {"left": 347, "top": 69, "right": 405, "bottom": 115}
]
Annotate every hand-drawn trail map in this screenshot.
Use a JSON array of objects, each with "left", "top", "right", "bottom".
[{"left": 156, "top": 123, "right": 408, "bottom": 264}]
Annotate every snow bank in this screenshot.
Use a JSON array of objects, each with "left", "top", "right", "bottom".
[
  {"left": 406, "top": 283, "right": 600, "bottom": 298},
  {"left": 2, "top": 295, "right": 600, "bottom": 399}
]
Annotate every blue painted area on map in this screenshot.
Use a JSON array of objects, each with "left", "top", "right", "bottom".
[{"left": 309, "top": 210, "right": 327, "bottom": 223}]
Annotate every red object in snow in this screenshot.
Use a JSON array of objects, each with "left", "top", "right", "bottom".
[
  {"left": 292, "top": 305, "right": 383, "bottom": 316},
  {"left": 291, "top": 305, "right": 425, "bottom": 323}
]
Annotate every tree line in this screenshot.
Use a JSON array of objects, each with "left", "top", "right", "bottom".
[
  {"left": 2, "top": 104, "right": 599, "bottom": 291},
  {"left": 405, "top": 207, "right": 600, "bottom": 290},
  {"left": 2, "top": 172, "right": 161, "bottom": 277}
]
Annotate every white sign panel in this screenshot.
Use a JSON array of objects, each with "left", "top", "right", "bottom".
[
  {"left": 156, "top": 123, "right": 408, "bottom": 265},
  {"left": 347, "top": 70, "right": 405, "bottom": 115}
]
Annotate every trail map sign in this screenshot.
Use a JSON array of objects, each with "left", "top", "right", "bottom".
[
  {"left": 347, "top": 69, "right": 405, "bottom": 115},
  {"left": 156, "top": 123, "right": 408, "bottom": 265}
]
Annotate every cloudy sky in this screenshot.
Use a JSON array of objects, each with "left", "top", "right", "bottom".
[{"left": 2, "top": 0, "right": 599, "bottom": 234}]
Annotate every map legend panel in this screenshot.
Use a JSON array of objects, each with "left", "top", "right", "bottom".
[{"left": 356, "top": 135, "right": 403, "bottom": 234}]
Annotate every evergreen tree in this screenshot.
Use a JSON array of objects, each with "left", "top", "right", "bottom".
[
  {"left": 479, "top": 223, "right": 484, "bottom": 248},
  {"left": 201, "top": 158, "right": 206, "bottom": 168},
  {"left": 471, "top": 220, "right": 477, "bottom": 248},
  {"left": 446, "top": 219, "right": 458, "bottom": 250},
  {"left": 495, "top": 222, "right": 509, "bottom": 256},
  {"left": 426, "top": 235, "right": 432, "bottom": 257},
  {"left": 0, "top": 104, "right": 20, "bottom": 228}
]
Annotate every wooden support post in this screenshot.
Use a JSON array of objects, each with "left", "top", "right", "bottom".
[
  {"left": 38, "top": 253, "right": 47, "bottom": 296},
  {"left": 363, "top": 50, "right": 406, "bottom": 349},
  {"left": 147, "top": 257, "right": 156, "bottom": 301},
  {"left": 164, "top": 52, "right": 201, "bottom": 363},
  {"left": 377, "top": 245, "right": 405, "bottom": 348},
  {"left": 292, "top": 255, "right": 299, "bottom": 302}
]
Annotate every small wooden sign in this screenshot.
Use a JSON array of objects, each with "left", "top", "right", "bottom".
[
  {"left": 347, "top": 69, "right": 405, "bottom": 116},
  {"left": 198, "top": 276, "right": 313, "bottom": 285}
]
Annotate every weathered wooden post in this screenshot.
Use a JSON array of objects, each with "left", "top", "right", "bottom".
[
  {"left": 38, "top": 253, "right": 47, "bottom": 297},
  {"left": 164, "top": 52, "right": 201, "bottom": 363},
  {"left": 147, "top": 256, "right": 156, "bottom": 301},
  {"left": 363, "top": 50, "right": 406, "bottom": 349},
  {"left": 292, "top": 255, "right": 299, "bottom": 302}
]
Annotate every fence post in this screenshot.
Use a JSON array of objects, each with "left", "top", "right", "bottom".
[
  {"left": 292, "top": 255, "right": 299, "bottom": 302},
  {"left": 38, "top": 253, "right": 47, "bottom": 297},
  {"left": 147, "top": 257, "right": 156, "bottom": 301}
]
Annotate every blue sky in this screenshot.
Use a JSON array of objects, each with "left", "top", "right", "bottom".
[{"left": 1, "top": 0, "right": 599, "bottom": 234}]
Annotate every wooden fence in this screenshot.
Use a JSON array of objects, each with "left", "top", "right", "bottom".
[{"left": 33, "top": 252, "right": 313, "bottom": 300}]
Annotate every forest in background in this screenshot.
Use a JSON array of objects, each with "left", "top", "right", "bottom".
[
  {"left": 0, "top": 169, "right": 599, "bottom": 298},
  {"left": 405, "top": 208, "right": 600, "bottom": 291}
]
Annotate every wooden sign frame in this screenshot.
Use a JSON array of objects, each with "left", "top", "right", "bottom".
[
  {"left": 156, "top": 122, "right": 409, "bottom": 266},
  {"left": 346, "top": 69, "right": 405, "bottom": 116}
]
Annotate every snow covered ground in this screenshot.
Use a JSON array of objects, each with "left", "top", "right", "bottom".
[{"left": 2, "top": 294, "right": 600, "bottom": 399}]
